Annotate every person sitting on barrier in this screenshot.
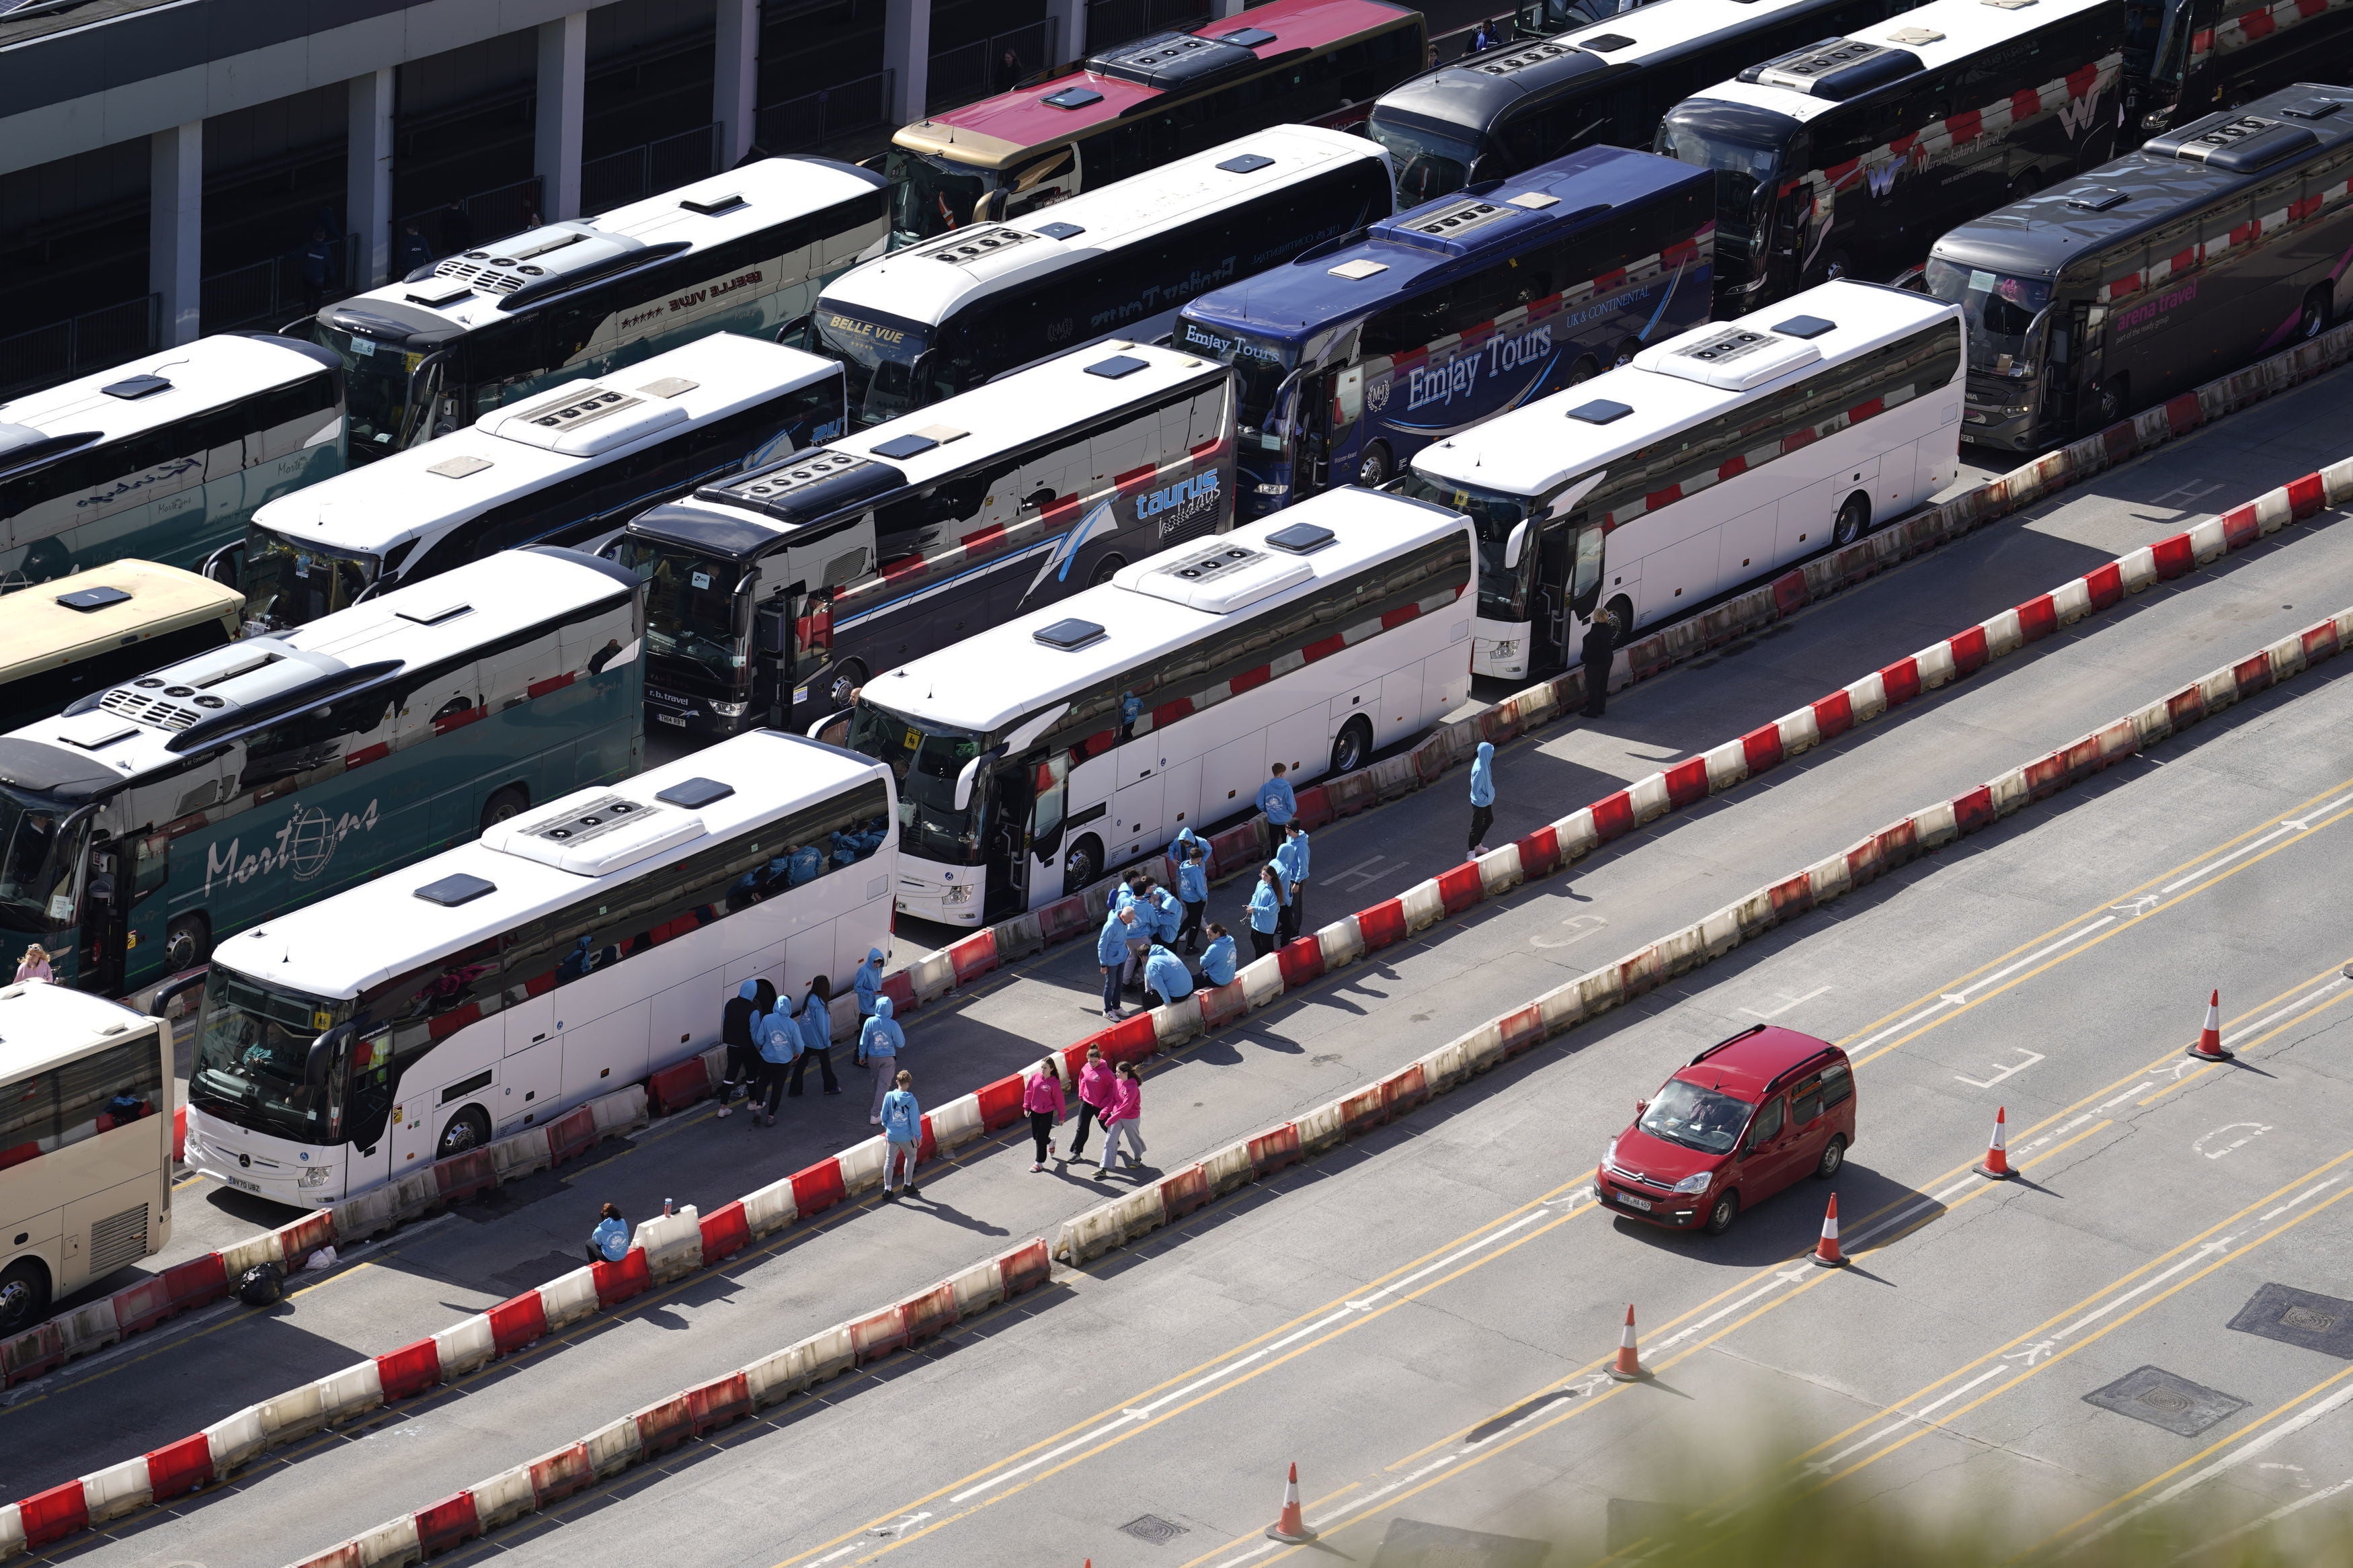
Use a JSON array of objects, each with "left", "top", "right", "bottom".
[
  {"left": 1176, "top": 841, "right": 1209, "bottom": 954},
  {"left": 586, "top": 1202, "right": 629, "bottom": 1264},
  {"left": 1143, "top": 942, "right": 1193, "bottom": 1010},
  {"left": 1199, "top": 923, "right": 1238, "bottom": 989}
]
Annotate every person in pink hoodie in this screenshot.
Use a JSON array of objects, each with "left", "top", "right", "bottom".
[
  {"left": 1069, "top": 1044, "right": 1115, "bottom": 1166},
  {"left": 1023, "top": 1056, "right": 1067, "bottom": 1171},
  {"left": 1105, "top": 1061, "right": 1147, "bottom": 1173}
]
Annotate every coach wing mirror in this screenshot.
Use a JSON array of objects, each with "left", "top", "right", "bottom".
[
  {"left": 953, "top": 747, "right": 1004, "bottom": 813},
  {"left": 304, "top": 1022, "right": 354, "bottom": 1087},
  {"left": 973, "top": 189, "right": 1010, "bottom": 223},
  {"left": 201, "top": 539, "right": 244, "bottom": 589},
  {"left": 1502, "top": 520, "right": 1530, "bottom": 572},
  {"left": 778, "top": 315, "right": 815, "bottom": 352}
]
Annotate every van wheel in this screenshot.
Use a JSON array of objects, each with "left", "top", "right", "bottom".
[
  {"left": 1355, "top": 442, "right": 1393, "bottom": 488},
  {"left": 2299, "top": 285, "right": 2332, "bottom": 341},
  {"left": 1704, "top": 1190, "right": 1741, "bottom": 1236},
  {"left": 1814, "top": 1136, "right": 1847, "bottom": 1180},
  {"left": 1064, "top": 834, "right": 1104, "bottom": 892},
  {"left": 1832, "top": 492, "right": 1872, "bottom": 547},
  {"left": 165, "top": 913, "right": 211, "bottom": 975},
  {"left": 0, "top": 1258, "right": 49, "bottom": 1335},
  {"left": 437, "top": 1105, "right": 491, "bottom": 1160},
  {"left": 1330, "top": 716, "right": 1373, "bottom": 776},
  {"left": 826, "top": 659, "right": 868, "bottom": 710},
  {"left": 1087, "top": 554, "right": 1127, "bottom": 588},
  {"left": 479, "top": 785, "right": 529, "bottom": 832}
]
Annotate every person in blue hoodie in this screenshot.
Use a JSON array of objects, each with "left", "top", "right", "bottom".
[
  {"left": 1096, "top": 905, "right": 1138, "bottom": 1020},
  {"left": 1468, "top": 740, "right": 1497, "bottom": 858},
  {"left": 1199, "top": 923, "right": 1238, "bottom": 987},
  {"left": 1176, "top": 840, "right": 1209, "bottom": 953},
  {"left": 1142, "top": 942, "right": 1193, "bottom": 1008},
  {"left": 1275, "top": 823, "right": 1311, "bottom": 943},
  {"left": 854, "top": 948, "right": 885, "bottom": 1019},
  {"left": 879, "top": 1069, "right": 922, "bottom": 1200},
  {"left": 752, "top": 1001, "right": 801, "bottom": 1126},
  {"left": 1246, "top": 864, "right": 1285, "bottom": 960},
  {"left": 1146, "top": 880, "right": 1183, "bottom": 949},
  {"left": 861, "top": 993, "right": 903, "bottom": 1124},
  {"left": 789, "top": 977, "right": 840, "bottom": 1096},
  {"left": 585, "top": 1202, "right": 629, "bottom": 1264},
  {"left": 1257, "top": 762, "right": 1296, "bottom": 827}
]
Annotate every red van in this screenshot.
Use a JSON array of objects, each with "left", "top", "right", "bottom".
[{"left": 1593, "top": 1025, "right": 1856, "bottom": 1236}]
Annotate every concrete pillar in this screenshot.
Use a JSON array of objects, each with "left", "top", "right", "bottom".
[
  {"left": 883, "top": 0, "right": 930, "bottom": 127},
  {"left": 148, "top": 121, "right": 202, "bottom": 347},
  {"left": 714, "top": 0, "right": 762, "bottom": 166},
  {"left": 1045, "top": 0, "right": 1084, "bottom": 65},
  {"left": 536, "top": 11, "right": 587, "bottom": 220},
  {"left": 347, "top": 68, "right": 396, "bottom": 288}
]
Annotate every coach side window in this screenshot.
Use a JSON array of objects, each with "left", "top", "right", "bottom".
[{"left": 54, "top": 1037, "right": 161, "bottom": 1145}]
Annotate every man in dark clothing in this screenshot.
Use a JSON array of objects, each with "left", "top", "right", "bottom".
[
  {"left": 395, "top": 221, "right": 435, "bottom": 278},
  {"left": 301, "top": 228, "right": 335, "bottom": 311},
  {"left": 1580, "top": 609, "right": 1619, "bottom": 718},
  {"left": 718, "top": 979, "right": 760, "bottom": 1114}
]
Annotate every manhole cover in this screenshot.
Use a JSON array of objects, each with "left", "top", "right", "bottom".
[
  {"left": 1370, "top": 1519, "right": 1550, "bottom": 1568},
  {"left": 2229, "top": 1284, "right": 2353, "bottom": 1358},
  {"left": 2083, "top": 1366, "right": 2247, "bottom": 1436},
  {"left": 1119, "top": 1515, "right": 1189, "bottom": 1545}
]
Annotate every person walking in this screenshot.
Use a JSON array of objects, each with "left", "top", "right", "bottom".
[
  {"left": 717, "top": 979, "right": 761, "bottom": 1115},
  {"left": 585, "top": 1202, "right": 629, "bottom": 1264},
  {"left": 1023, "top": 1057, "right": 1066, "bottom": 1171},
  {"left": 879, "top": 1070, "right": 922, "bottom": 1200},
  {"left": 861, "top": 994, "right": 903, "bottom": 1124},
  {"left": 752, "top": 1000, "right": 801, "bottom": 1126},
  {"left": 789, "top": 977, "right": 841, "bottom": 1096},
  {"left": 1468, "top": 740, "right": 1497, "bottom": 857},
  {"left": 1581, "top": 607, "right": 1620, "bottom": 718},
  {"left": 1275, "top": 822, "right": 1311, "bottom": 943},
  {"left": 1070, "top": 1044, "right": 1114, "bottom": 1165},
  {"left": 1096, "top": 905, "right": 1138, "bottom": 1020},
  {"left": 1176, "top": 839, "right": 1209, "bottom": 953},
  {"left": 1257, "top": 763, "right": 1296, "bottom": 829},
  {"left": 1105, "top": 1063, "right": 1147, "bottom": 1173},
  {"left": 1143, "top": 943, "right": 1193, "bottom": 1009},
  {"left": 1246, "top": 865, "right": 1285, "bottom": 959},
  {"left": 13, "top": 944, "right": 52, "bottom": 984},
  {"left": 854, "top": 946, "right": 885, "bottom": 1018},
  {"left": 1199, "top": 923, "right": 1238, "bottom": 988}
]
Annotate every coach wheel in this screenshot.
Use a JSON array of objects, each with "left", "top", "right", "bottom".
[
  {"left": 2007, "top": 171, "right": 2038, "bottom": 204},
  {"left": 1087, "top": 554, "right": 1127, "bottom": 588},
  {"left": 1356, "top": 442, "right": 1393, "bottom": 488},
  {"left": 1612, "top": 339, "right": 1644, "bottom": 367},
  {"left": 0, "top": 1259, "right": 49, "bottom": 1336},
  {"left": 1832, "top": 491, "right": 1872, "bottom": 548},
  {"left": 1567, "top": 356, "right": 1602, "bottom": 386},
  {"left": 2089, "top": 374, "right": 2128, "bottom": 430},
  {"left": 1604, "top": 594, "right": 1634, "bottom": 635},
  {"left": 165, "top": 913, "right": 211, "bottom": 975},
  {"left": 1330, "top": 716, "right": 1373, "bottom": 777},
  {"left": 479, "top": 785, "right": 530, "bottom": 833},
  {"left": 827, "top": 659, "right": 869, "bottom": 710},
  {"left": 437, "top": 1104, "right": 491, "bottom": 1160},
  {"left": 2299, "top": 286, "right": 2333, "bottom": 342},
  {"left": 1704, "top": 1190, "right": 1741, "bottom": 1237},
  {"left": 1064, "top": 834, "right": 1104, "bottom": 893}
]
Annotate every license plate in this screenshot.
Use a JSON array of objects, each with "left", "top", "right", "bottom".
[
  {"left": 657, "top": 713, "right": 687, "bottom": 727},
  {"left": 1616, "top": 1192, "right": 1652, "bottom": 1212},
  {"left": 226, "top": 1175, "right": 260, "bottom": 1194}
]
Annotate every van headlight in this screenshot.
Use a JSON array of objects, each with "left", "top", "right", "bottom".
[{"left": 1671, "top": 1171, "right": 1713, "bottom": 1194}]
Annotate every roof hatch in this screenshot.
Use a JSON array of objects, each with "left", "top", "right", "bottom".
[
  {"left": 2145, "top": 112, "right": 2319, "bottom": 171},
  {"left": 1372, "top": 196, "right": 1519, "bottom": 255},
  {"left": 479, "top": 382, "right": 688, "bottom": 457},
  {"left": 1085, "top": 29, "right": 1261, "bottom": 89},
  {"left": 1134, "top": 540, "right": 1312, "bottom": 613},
  {"left": 1642, "top": 325, "right": 1822, "bottom": 389},
  {"left": 1744, "top": 38, "right": 1923, "bottom": 98},
  {"left": 483, "top": 792, "right": 705, "bottom": 876}
]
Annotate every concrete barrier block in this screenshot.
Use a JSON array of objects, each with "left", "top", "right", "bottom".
[
  {"left": 78, "top": 1455, "right": 151, "bottom": 1524},
  {"left": 1553, "top": 807, "right": 1599, "bottom": 861},
  {"left": 1316, "top": 915, "right": 1365, "bottom": 971},
  {"left": 590, "top": 1085, "right": 649, "bottom": 1139},
  {"left": 582, "top": 1415, "right": 641, "bottom": 1477},
  {"left": 218, "top": 1230, "right": 286, "bottom": 1282},
  {"left": 631, "top": 1206, "right": 702, "bottom": 1283},
  {"left": 1239, "top": 954, "right": 1284, "bottom": 1010},
  {"left": 1536, "top": 981, "right": 1585, "bottom": 1038},
  {"left": 205, "top": 1405, "right": 270, "bottom": 1473},
  {"left": 1419, "top": 1037, "right": 1470, "bottom": 1091},
  {"left": 1476, "top": 843, "right": 1523, "bottom": 897},
  {"left": 1778, "top": 705, "right": 1821, "bottom": 755},
  {"left": 1843, "top": 670, "right": 1887, "bottom": 725},
  {"left": 255, "top": 1378, "right": 329, "bottom": 1444},
  {"left": 2049, "top": 577, "right": 2091, "bottom": 626},
  {"left": 489, "top": 1128, "right": 550, "bottom": 1184},
  {"left": 352, "top": 1514, "right": 421, "bottom": 1568},
  {"left": 536, "top": 1268, "right": 600, "bottom": 1331},
  {"left": 432, "top": 1314, "right": 497, "bottom": 1380},
  {"left": 1981, "top": 607, "right": 2024, "bottom": 659},
  {"left": 947, "top": 1258, "right": 1002, "bottom": 1319},
  {"left": 1399, "top": 878, "right": 1445, "bottom": 932},
  {"left": 315, "top": 1358, "right": 387, "bottom": 1423},
  {"left": 740, "top": 1174, "right": 798, "bottom": 1238},
  {"left": 471, "top": 1465, "right": 536, "bottom": 1531},
  {"left": 1702, "top": 739, "right": 1747, "bottom": 792},
  {"left": 1201, "top": 1139, "right": 1257, "bottom": 1196},
  {"left": 2116, "top": 544, "right": 2157, "bottom": 593},
  {"left": 928, "top": 1095, "right": 984, "bottom": 1153},
  {"left": 1293, "top": 1101, "right": 1347, "bottom": 1155},
  {"left": 836, "top": 1137, "right": 889, "bottom": 1196}
]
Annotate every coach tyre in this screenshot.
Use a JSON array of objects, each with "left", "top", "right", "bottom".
[
  {"left": 2300, "top": 285, "right": 2332, "bottom": 341},
  {"left": 438, "top": 1104, "right": 491, "bottom": 1159},
  {"left": 479, "top": 784, "right": 530, "bottom": 832},
  {"left": 1832, "top": 491, "right": 1872, "bottom": 547},
  {"left": 165, "top": 912, "right": 211, "bottom": 975},
  {"left": 1064, "top": 834, "right": 1103, "bottom": 893},
  {"left": 1330, "top": 715, "right": 1373, "bottom": 776},
  {"left": 0, "top": 1257, "right": 49, "bottom": 1334},
  {"left": 1087, "top": 554, "right": 1128, "bottom": 589},
  {"left": 828, "top": 659, "right": 868, "bottom": 710},
  {"left": 1355, "top": 442, "right": 1392, "bottom": 487}
]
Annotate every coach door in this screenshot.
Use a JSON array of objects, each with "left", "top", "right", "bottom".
[{"left": 983, "top": 759, "right": 1035, "bottom": 923}]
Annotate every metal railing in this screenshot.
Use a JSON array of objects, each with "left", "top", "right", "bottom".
[
  {"left": 756, "top": 69, "right": 895, "bottom": 157},
  {"left": 0, "top": 294, "right": 159, "bottom": 404},
  {"left": 584, "top": 124, "right": 721, "bottom": 217},
  {"left": 926, "top": 18, "right": 1060, "bottom": 114},
  {"left": 393, "top": 176, "right": 547, "bottom": 276},
  {"left": 200, "top": 234, "right": 358, "bottom": 337},
  {"left": 1084, "top": 0, "right": 1211, "bottom": 54}
]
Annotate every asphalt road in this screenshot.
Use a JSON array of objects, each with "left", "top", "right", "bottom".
[{"left": 16, "top": 378, "right": 2353, "bottom": 1561}]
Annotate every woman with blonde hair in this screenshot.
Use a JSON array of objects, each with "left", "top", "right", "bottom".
[{"left": 15, "top": 944, "right": 52, "bottom": 984}]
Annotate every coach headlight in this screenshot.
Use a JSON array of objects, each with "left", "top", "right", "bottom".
[
  {"left": 298, "top": 1165, "right": 331, "bottom": 1188},
  {"left": 711, "top": 700, "right": 749, "bottom": 718},
  {"left": 941, "top": 882, "right": 973, "bottom": 905}
]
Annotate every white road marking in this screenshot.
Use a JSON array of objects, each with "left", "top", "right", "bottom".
[
  {"left": 1741, "top": 985, "right": 1832, "bottom": 1020},
  {"left": 2257, "top": 1174, "right": 2344, "bottom": 1224},
  {"left": 2194, "top": 1122, "right": 2272, "bottom": 1160},
  {"left": 1326, "top": 856, "right": 1388, "bottom": 891},
  {"left": 2157, "top": 794, "right": 2353, "bottom": 893},
  {"left": 1847, "top": 920, "right": 2117, "bottom": 1052},
  {"left": 2100, "top": 1084, "right": 2154, "bottom": 1110},
  {"left": 2069, "top": 1383, "right": 2353, "bottom": 1552},
  {"left": 1531, "top": 913, "right": 1609, "bottom": 950},
  {"left": 2110, "top": 895, "right": 2160, "bottom": 917},
  {"left": 1956, "top": 1048, "right": 2044, "bottom": 1089}
]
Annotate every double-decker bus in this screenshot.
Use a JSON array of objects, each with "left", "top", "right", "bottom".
[
  {"left": 184, "top": 729, "right": 894, "bottom": 1196},
  {"left": 804, "top": 124, "right": 1394, "bottom": 427},
  {"left": 1930, "top": 83, "right": 2353, "bottom": 449},
  {"left": 1396, "top": 280, "right": 1962, "bottom": 680},
  {"left": 309, "top": 157, "right": 887, "bottom": 465},
  {"left": 1175, "top": 145, "right": 1714, "bottom": 518},
  {"left": 884, "top": 0, "right": 1424, "bottom": 249},
  {"left": 0, "top": 334, "right": 344, "bottom": 587},
  {"left": 612, "top": 341, "right": 1234, "bottom": 737},
  {"left": 2126, "top": 0, "right": 2353, "bottom": 136},
  {"left": 1364, "top": 0, "right": 1919, "bottom": 206},
  {"left": 0, "top": 560, "right": 242, "bottom": 735},
  {"left": 1660, "top": 0, "right": 2124, "bottom": 311},
  {"left": 236, "top": 335, "right": 842, "bottom": 630},
  {"left": 0, "top": 546, "right": 642, "bottom": 997},
  {"left": 841, "top": 488, "right": 1471, "bottom": 925},
  {"left": 0, "top": 984, "right": 173, "bottom": 1333}
]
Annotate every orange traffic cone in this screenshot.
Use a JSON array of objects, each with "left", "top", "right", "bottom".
[
  {"left": 1976, "top": 1106, "right": 2013, "bottom": 1180},
  {"left": 1267, "top": 1462, "right": 1317, "bottom": 1544},
  {"left": 1810, "top": 1192, "right": 1847, "bottom": 1268},
  {"left": 1607, "top": 1302, "right": 1648, "bottom": 1382},
  {"left": 2188, "top": 989, "right": 2230, "bottom": 1061}
]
